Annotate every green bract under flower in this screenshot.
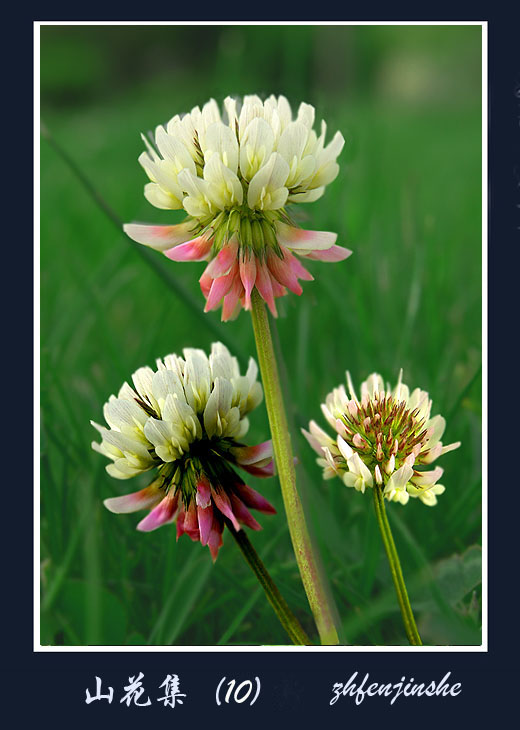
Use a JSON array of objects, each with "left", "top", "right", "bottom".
[
  {"left": 91, "top": 343, "right": 276, "bottom": 560},
  {"left": 303, "top": 371, "right": 461, "bottom": 506}
]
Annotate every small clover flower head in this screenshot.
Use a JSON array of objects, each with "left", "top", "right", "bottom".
[
  {"left": 124, "top": 95, "right": 351, "bottom": 320},
  {"left": 303, "top": 370, "right": 461, "bottom": 507},
  {"left": 91, "top": 343, "right": 276, "bottom": 560}
]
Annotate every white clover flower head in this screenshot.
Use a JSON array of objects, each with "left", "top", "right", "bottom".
[
  {"left": 91, "top": 343, "right": 276, "bottom": 560},
  {"left": 302, "top": 370, "right": 461, "bottom": 507},
  {"left": 123, "top": 95, "right": 351, "bottom": 320}
]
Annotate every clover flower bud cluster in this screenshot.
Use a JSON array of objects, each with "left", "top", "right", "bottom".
[
  {"left": 303, "top": 371, "right": 461, "bottom": 506},
  {"left": 91, "top": 343, "right": 276, "bottom": 560},
  {"left": 124, "top": 95, "right": 351, "bottom": 320}
]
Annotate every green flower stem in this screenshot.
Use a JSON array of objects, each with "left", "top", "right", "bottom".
[
  {"left": 230, "top": 526, "right": 311, "bottom": 645},
  {"left": 250, "top": 290, "right": 339, "bottom": 645},
  {"left": 372, "top": 484, "right": 423, "bottom": 646}
]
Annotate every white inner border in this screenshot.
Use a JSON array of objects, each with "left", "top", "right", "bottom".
[{"left": 34, "top": 20, "right": 488, "bottom": 653}]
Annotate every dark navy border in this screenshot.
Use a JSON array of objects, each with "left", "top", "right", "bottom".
[{"left": 9, "top": 8, "right": 517, "bottom": 726}]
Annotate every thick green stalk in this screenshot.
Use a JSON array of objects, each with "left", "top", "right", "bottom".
[
  {"left": 250, "top": 291, "right": 339, "bottom": 645},
  {"left": 372, "top": 484, "right": 422, "bottom": 645},
  {"left": 230, "top": 527, "right": 311, "bottom": 645}
]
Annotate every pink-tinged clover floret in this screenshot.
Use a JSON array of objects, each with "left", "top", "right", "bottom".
[
  {"left": 303, "top": 370, "right": 461, "bottom": 507},
  {"left": 93, "top": 343, "right": 276, "bottom": 560},
  {"left": 123, "top": 95, "right": 352, "bottom": 320}
]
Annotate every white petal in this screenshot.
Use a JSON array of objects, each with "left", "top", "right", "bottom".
[
  {"left": 238, "top": 95, "right": 264, "bottom": 137},
  {"left": 274, "top": 221, "right": 337, "bottom": 252},
  {"left": 418, "top": 489, "right": 438, "bottom": 506},
  {"left": 139, "top": 154, "right": 184, "bottom": 201},
  {"left": 337, "top": 435, "right": 353, "bottom": 461},
  {"left": 301, "top": 428, "right": 323, "bottom": 456},
  {"left": 203, "top": 121, "right": 239, "bottom": 171},
  {"left": 144, "top": 182, "right": 183, "bottom": 210},
  {"left": 361, "top": 373, "right": 384, "bottom": 400},
  {"left": 240, "top": 117, "right": 274, "bottom": 180},
  {"left": 397, "top": 490, "right": 410, "bottom": 505},
  {"left": 345, "top": 371, "right": 359, "bottom": 402},
  {"left": 204, "top": 154, "right": 243, "bottom": 208},
  {"left": 309, "top": 420, "right": 335, "bottom": 447},
  {"left": 384, "top": 464, "right": 413, "bottom": 494},
  {"left": 183, "top": 348, "right": 211, "bottom": 412},
  {"left": 408, "top": 388, "right": 430, "bottom": 419},
  {"left": 296, "top": 102, "right": 315, "bottom": 128},
  {"left": 106, "top": 460, "right": 147, "bottom": 479},
  {"left": 288, "top": 187, "right": 325, "bottom": 204},
  {"left": 247, "top": 152, "right": 289, "bottom": 210},
  {"left": 392, "top": 369, "right": 410, "bottom": 403},
  {"left": 152, "top": 369, "right": 185, "bottom": 410},
  {"left": 277, "top": 122, "right": 310, "bottom": 170},
  {"left": 245, "top": 357, "right": 258, "bottom": 385},
  {"left": 440, "top": 441, "right": 461, "bottom": 455},
  {"left": 343, "top": 472, "right": 358, "bottom": 488},
  {"left": 203, "top": 377, "right": 233, "bottom": 438},
  {"left": 132, "top": 366, "right": 158, "bottom": 408},
  {"left": 123, "top": 221, "right": 194, "bottom": 251},
  {"left": 320, "top": 403, "right": 336, "bottom": 429},
  {"left": 425, "top": 415, "right": 446, "bottom": 447},
  {"left": 209, "top": 342, "right": 239, "bottom": 380},
  {"left": 411, "top": 466, "right": 444, "bottom": 487},
  {"left": 155, "top": 125, "right": 196, "bottom": 174},
  {"left": 224, "top": 96, "right": 238, "bottom": 127},
  {"left": 104, "top": 398, "right": 148, "bottom": 433},
  {"left": 347, "top": 453, "right": 373, "bottom": 487}
]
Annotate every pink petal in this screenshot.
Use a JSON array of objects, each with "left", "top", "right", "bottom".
[
  {"left": 231, "top": 441, "right": 273, "bottom": 466},
  {"left": 255, "top": 262, "right": 277, "bottom": 316},
  {"left": 239, "top": 461, "right": 275, "bottom": 478},
  {"left": 199, "top": 270, "right": 213, "bottom": 298},
  {"left": 303, "top": 245, "right": 352, "bottom": 262},
  {"left": 204, "top": 266, "right": 238, "bottom": 312},
  {"left": 123, "top": 222, "right": 194, "bottom": 252},
  {"left": 176, "top": 503, "right": 186, "bottom": 539},
  {"left": 164, "top": 235, "right": 213, "bottom": 262},
  {"left": 233, "top": 483, "right": 277, "bottom": 514},
  {"left": 104, "top": 484, "right": 163, "bottom": 514},
  {"left": 136, "top": 492, "right": 178, "bottom": 532},
  {"left": 301, "top": 428, "right": 323, "bottom": 456},
  {"left": 288, "top": 254, "right": 314, "bottom": 282},
  {"left": 229, "top": 493, "right": 262, "bottom": 531},
  {"left": 275, "top": 224, "right": 337, "bottom": 252},
  {"left": 183, "top": 501, "right": 200, "bottom": 541},
  {"left": 270, "top": 275, "right": 287, "bottom": 298},
  {"left": 212, "top": 489, "right": 241, "bottom": 532},
  {"left": 205, "top": 239, "right": 239, "bottom": 278},
  {"left": 177, "top": 505, "right": 186, "bottom": 540},
  {"left": 221, "top": 277, "right": 244, "bottom": 321},
  {"left": 208, "top": 514, "right": 224, "bottom": 562},
  {"left": 419, "top": 443, "right": 443, "bottom": 464},
  {"left": 267, "top": 251, "right": 303, "bottom": 296},
  {"left": 196, "top": 475, "right": 212, "bottom": 508},
  {"left": 198, "top": 503, "right": 214, "bottom": 546},
  {"left": 239, "top": 254, "right": 257, "bottom": 310},
  {"left": 222, "top": 300, "right": 243, "bottom": 321}
]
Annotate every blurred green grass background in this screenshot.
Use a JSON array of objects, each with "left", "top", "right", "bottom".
[{"left": 40, "top": 24, "right": 482, "bottom": 646}]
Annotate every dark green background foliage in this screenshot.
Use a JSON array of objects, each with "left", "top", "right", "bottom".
[{"left": 40, "top": 24, "right": 482, "bottom": 646}]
